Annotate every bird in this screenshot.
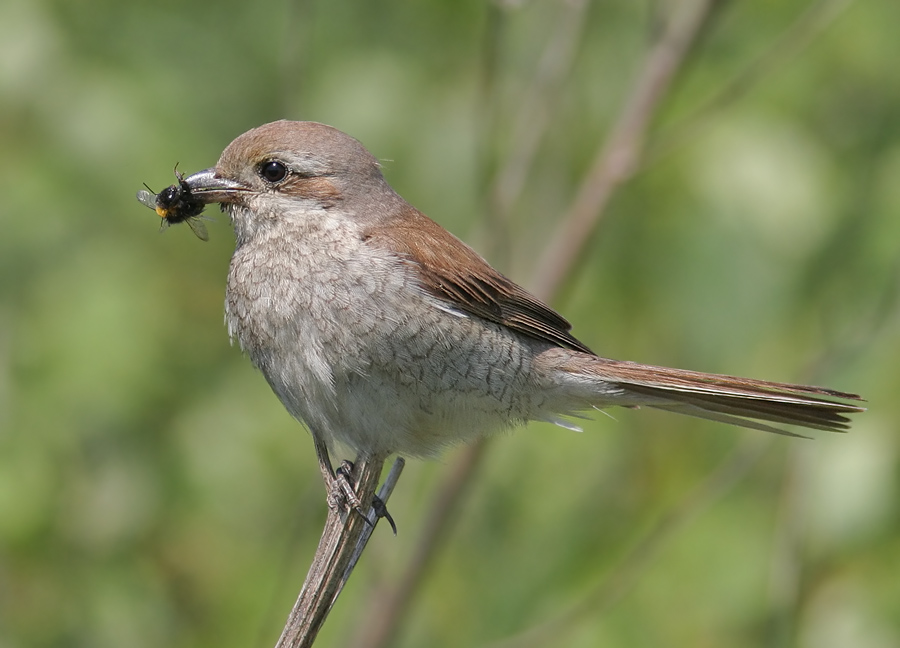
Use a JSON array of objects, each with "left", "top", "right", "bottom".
[{"left": 168, "top": 120, "right": 864, "bottom": 497}]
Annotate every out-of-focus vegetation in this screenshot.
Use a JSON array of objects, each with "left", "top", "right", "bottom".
[{"left": 0, "top": 0, "right": 897, "bottom": 646}]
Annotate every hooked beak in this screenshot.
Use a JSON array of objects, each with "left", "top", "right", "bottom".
[{"left": 184, "top": 168, "right": 250, "bottom": 204}]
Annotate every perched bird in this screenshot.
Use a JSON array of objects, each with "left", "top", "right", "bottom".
[{"left": 170, "top": 120, "right": 863, "bottom": 494}]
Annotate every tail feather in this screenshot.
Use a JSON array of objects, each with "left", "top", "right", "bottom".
[
  {"left": 646, "top": 402, "right": 810, "bottom": 438},
  {"left": 587, "top": 359, "right": 865, "bottom": 435}
]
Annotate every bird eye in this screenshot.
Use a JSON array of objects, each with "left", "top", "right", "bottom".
[{"left": 259, "top": 160, "right": 288, "bottom": 183}]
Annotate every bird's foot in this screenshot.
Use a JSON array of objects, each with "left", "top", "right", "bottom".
[
  {"left": 326, "top": 460, "right": 363, "bottom": 513},
  {"left": 327, "top": 460, "right": 397, "bottom": 534}
]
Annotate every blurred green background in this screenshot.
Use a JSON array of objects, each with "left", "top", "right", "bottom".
[{"left": 0, "top": 0, "right": 897, "bottom": 646}]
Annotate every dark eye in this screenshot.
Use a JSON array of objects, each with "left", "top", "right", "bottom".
[{"left": 259, "top": 160, "right": 288, "bottom": 183}]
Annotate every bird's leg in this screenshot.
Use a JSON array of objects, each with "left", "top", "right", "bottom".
[
  {"left": 311, "top": 434, "right": 362, "bottom": 513},
  {"left": 333, "top": 460, "right": 365, "bottom": 514},
  {"left": 311, "top": 433, "right": 396, "bottom": 531}
]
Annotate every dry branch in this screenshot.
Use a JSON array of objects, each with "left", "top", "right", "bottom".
[{"left": 274, "top": 457, "right": 405, "bottom": 648}]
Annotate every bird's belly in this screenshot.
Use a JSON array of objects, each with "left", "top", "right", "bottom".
[
  {"left": 267, "top": 300, "right": 549, "bottom": 458},
  {"left": 226, "top": 234, "right": 551, "bottom": 458},
  {"left": 329, "top": 323, "right": 543, "bottom": 457}
]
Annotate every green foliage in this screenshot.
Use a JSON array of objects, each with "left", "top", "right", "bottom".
[{"left": 0, "top": 0, "right": 896, "bottom": 646}]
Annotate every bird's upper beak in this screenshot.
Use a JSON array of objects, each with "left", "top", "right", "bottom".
[{"left": 184, "top": 168, "right": 250, "bottom": 204}]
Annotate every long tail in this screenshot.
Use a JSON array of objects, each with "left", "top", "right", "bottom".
[{"left": 572, "top": 357, "right": 865, "bottom": 437}]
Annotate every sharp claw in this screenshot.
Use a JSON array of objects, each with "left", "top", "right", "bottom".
[{"left": 372, "top": 495, "right": 398, "bottom": 535}]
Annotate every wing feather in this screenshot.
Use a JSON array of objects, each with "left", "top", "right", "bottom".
[{"left": 365, "top": 206, "right": 592, "bottom": 353}]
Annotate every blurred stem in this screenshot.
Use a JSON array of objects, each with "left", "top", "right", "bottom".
[
  {"left": 645, "top": 0, "right": 855, "bottom": 167},
  {"left": 765, "top": 444, "right": 809, "bottom": 647},
  {"left": 489, "top": 0, "right": 590, "bottom": 228},
  {"left": 482, "top": 0, "right": 590, "bottom": 273},
  {"left": 532, "top": 0, "right": 723, "bottom": 300},
  {"left": 762, "top": 284, "right": 895, "bottom": 644},
  {"left": 278, "top": 0, "right": 315, "bottom": 116},
  {"left": 476, "top": 0, "right": 510, "bottom": 269}
]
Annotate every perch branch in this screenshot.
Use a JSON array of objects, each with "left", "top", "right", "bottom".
[{"left": 274, "top": 456, "right": 404, "bottom": 648}]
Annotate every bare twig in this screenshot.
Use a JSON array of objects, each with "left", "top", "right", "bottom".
[
  {"left": 350, "top": 442, "right": 490, "bottom": 648},
  {"left": 274, "top": 455, "right": 403, "bottom": 648},
  {"left": 532, "top": 0, "right": 723, "bottom": 299},
  {"left": 478, "top": 0, "right": 590, "bottom": 271},
  {"left": 646, "top": 0, "right": 855, "bottom": 167},
  {"left": 491, "top": 0, "right": 591, "bottom": 227},
  {"left": 764, "top": 443, "right": 808, "bottom": 645}
]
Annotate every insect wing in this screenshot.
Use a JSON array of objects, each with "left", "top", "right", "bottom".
[
  {"left": 136, "top": 189, "right": 158, "bottom": 210},
  {"left": 185, "top": 217, "right": 209, "bottom": 242}
]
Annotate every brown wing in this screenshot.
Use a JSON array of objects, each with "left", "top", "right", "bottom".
[{"left": 364, "top": 206, "right": 593, "bottom": 354}]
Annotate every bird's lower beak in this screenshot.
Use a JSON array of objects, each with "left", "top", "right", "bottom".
[{"left": 184, "top": 168, "right": 249, "bottom": 203}]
